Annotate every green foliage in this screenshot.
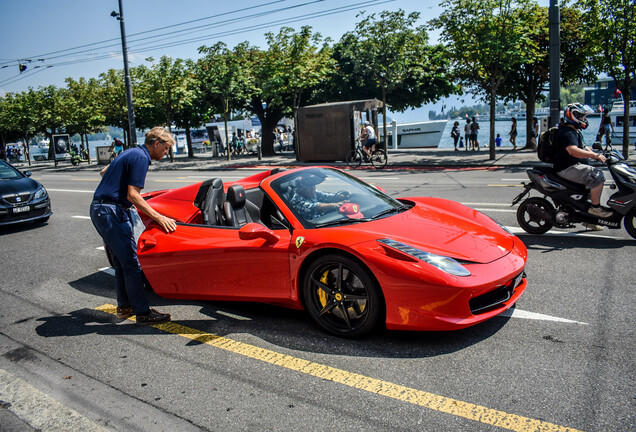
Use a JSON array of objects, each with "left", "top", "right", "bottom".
[{"left": 578, "top": 0, "right": 635, "bottom": 157}]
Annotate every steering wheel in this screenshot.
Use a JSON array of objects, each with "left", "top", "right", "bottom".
[{"left": 334, "top": 190, "right": 350, "bottom": 200}]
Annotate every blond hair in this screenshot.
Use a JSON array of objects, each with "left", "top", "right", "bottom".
[{"left": 144, "top": 127, "right": 175, "bottom": 147}]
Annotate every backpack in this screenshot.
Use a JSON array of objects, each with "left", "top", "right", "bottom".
[{"left": 537, "top": 126, "right": 559, "bottom": 163}]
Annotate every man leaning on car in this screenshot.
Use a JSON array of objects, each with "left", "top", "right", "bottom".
[{"left": 90, "top": 127, "right": 177, "bottom": 325}]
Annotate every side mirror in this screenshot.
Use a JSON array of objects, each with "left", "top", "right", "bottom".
[
  {"left": 592, "top": 141, "right": 603, "bottom": 151},
  {"left": 239, "top": 222, "right": 279, "bottom": 243},
  {"left": 24, "top": 171, "right": 32, "bottom": 177}
]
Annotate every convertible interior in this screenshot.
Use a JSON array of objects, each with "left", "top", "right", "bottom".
[{"left": 190, "top": 177, "right": 290, "bottom": 230}]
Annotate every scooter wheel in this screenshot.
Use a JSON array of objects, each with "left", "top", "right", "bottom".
[
  {"left": 517, "top": 197, "right": 554, "bottom": 234},
  {"left": 624, "top": 208, "right": 636, "bottom": 240}
]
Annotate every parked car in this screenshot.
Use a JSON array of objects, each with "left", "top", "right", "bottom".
[
  {"left": 126, "top": 167, "right": 527, "bottom": 337},
  {"left": 0, "top": 159, "right": 52, "bottom": 227}
]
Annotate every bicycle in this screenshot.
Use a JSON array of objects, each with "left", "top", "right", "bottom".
[{"left": 346, "top": 140, "right": 387, "bottom": 169}]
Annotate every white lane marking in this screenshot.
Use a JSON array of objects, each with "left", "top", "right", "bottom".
[
  {"left": 504, "top": 225, "right": 619, "bottom": 239},
  {"left": 72, "top": 215, "right": 91, "bottom": 220},
  {"left": 473, "top": 208, "right": 516, "bottom": 213},
  {"left": 463, "top": 202, "right": 512, "bottom": 207},
  {"left": 99, "top": 267, "right": 115, "bottom": 276},
  {"left": 500, "top": 308, "right": 588, "bottom": 325},
  {"left": 216, "top": 310, "right": 252, "bottom": 321},
  {"left": 96, "top": 246, "right": 104, "bottom": 251},
  {"left": 501, "top": 178, "right": 527, "bottom": 181},
  {"left": 48, "top": 188, "right": 94, "bottom": 193}
]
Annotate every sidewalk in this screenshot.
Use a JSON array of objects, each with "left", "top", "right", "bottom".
[{"left": 14, "top": 146, "right": 561, "bottom": 173}]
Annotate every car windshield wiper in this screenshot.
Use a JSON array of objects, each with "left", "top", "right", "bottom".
[
  {"left": 371, "top": 205, "right": 409, "bottom": 220},
  {"left": 314, "top": 218, "right": 372, "bottom": 228}
]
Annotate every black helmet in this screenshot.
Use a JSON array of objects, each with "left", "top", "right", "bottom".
[{"left": 563, "top": 103, "right": 593, "bottom": 129}]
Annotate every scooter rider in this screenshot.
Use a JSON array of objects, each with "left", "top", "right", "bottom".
[{"left": 553, "top": 103, "right": 612, "bottom": 219}]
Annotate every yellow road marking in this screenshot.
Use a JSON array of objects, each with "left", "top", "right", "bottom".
[
  {"left": 153, "top": 179, "right": 199, "bottom": 183},
  {"left": 97, "top": 304, "right": 584, "bottom": 432}
]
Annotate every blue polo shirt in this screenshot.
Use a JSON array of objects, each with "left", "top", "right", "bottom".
[{"left": 93, "top": 145, "right": 151, "bottom": 208}]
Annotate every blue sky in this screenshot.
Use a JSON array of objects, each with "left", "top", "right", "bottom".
[{"left": 0, "top": 0, "right": 481, "bottom": 122}]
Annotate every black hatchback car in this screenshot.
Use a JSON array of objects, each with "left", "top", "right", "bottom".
[{"left": 0, "top": 159, "right": 52, "bottom": 226}]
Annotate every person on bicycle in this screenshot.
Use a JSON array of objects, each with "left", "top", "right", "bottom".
[{"left": 357, "top": 121, "right": 377, "bottom": 160}]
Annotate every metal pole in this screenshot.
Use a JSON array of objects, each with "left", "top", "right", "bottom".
[
  {"left": 115, "top": 0, "right": 137, "bottom": 147},
  {"left": 549, "top": 0, "right": 560, "bottom": 128}
]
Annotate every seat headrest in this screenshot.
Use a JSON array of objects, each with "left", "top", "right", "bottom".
[
  {"left": 194, "top": 178, "right": 223, "bottom": 209},
  {"left": 226, "top": 184, "right": 246, "bottom": 208}
]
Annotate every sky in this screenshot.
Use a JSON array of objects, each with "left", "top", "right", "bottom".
[{"left": 0, "top": 0, "right": 494, "bottom": 122}]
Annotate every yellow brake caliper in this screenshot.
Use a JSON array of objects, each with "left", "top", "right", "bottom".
[{"left": 318, "top": 270, "right": 330, "bottom": 310}]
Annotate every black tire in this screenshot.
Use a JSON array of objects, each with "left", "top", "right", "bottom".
[
  {"left": 624, "top": 208, "right": 636, "bottom": 240},
  {"left": 371, "top": 150, "right": 387, "bottom": 169},
  {"left": 516, "top": 197, "right": 554, "bottom": 234},
  {"left": 302, "top": 254, "right": 384, "bottom": 338},
  {"left": 346, "top": 149, "right": 362, "bottom": 168}
]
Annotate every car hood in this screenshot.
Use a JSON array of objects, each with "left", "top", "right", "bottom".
[
  {"left": 0, "top": 177, "right": 40, "bottom": 196},
  {"left": 337, "top": 198, "right": 514, "bottom": 264}
]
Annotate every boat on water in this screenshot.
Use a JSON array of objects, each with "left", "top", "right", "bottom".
[
  {"left": 608, "top": 100, "right": 636, "bottom": 147},
  {"left": 379, "top": 120, "right": 447, "bottom": 149}
]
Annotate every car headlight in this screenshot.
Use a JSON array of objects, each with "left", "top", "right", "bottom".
[
  {"left": 34, "top": 187, "right": 47, "bottom": 200},
  {"left": 378, "top": 238, "right": 471, "bottom": 277}
]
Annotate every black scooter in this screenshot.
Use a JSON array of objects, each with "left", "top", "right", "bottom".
[{"left": 512, "top": 141, "right": 636, "bottom": 239}]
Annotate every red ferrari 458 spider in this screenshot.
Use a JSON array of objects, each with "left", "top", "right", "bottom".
[{"left": 129, "top": 167, "right": 527, "bottom": 337}]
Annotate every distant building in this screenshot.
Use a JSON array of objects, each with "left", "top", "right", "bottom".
[{"left": 585, "top": 78, "right": 636, "bottom": 109}]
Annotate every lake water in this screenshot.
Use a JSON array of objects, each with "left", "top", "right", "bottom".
[{"left": 437, "top": 117, "right": 602, "bottom": 149}]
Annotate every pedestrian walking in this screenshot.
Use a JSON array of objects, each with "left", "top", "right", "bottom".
[
  {"left": 90, "top": 127, "right": 177, "bottom": 324},
  {"left": 531, "top": 117, "right": 539, "bottom": 150},
  {"left": 509, "top": 117, "right": 518, "bottom": 150},
  {"left": 451, "top": 121, "right": 460, "bottom": 151},
  {"left": 464, "top": 118, "right": 472, "bottom": 151},
  {"left": 471, "top": 117, "right": 480, "bottom": 151}
]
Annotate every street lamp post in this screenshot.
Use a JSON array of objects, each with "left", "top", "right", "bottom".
[
  {"left": 111, "top": 0, "right": 137, "bottom": 147},
  {"left": 549, "top": 0, "right": 561, "bottom": 128}
]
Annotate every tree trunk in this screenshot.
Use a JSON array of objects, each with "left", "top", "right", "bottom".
[
  {"left": 185, "top": 125, "right": 194, "bottom": 158},
  {"left": 622, "top": 86, "right": 631, "bottom": 160},
  {"left": 524, "top": 95, "right": 537, "bottom": 150},
  {"left": 23, "top": 136, "right": 31, "bottom": 166}
]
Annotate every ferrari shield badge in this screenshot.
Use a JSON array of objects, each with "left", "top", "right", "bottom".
[{"left": 295, "top": 236, "right": 305, "bottom": 249}]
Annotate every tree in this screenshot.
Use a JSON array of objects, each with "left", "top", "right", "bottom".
[
  {"left": 34, "top": 86, "right": 66, "bottom": 160},
  {"left": 499, "top": 3, "right": 595, "bottom": 149},
  {"left": 432, "top": 0, "right": 532, "bottom": 160},
  {"left": 263, "top": 26, "right": 333, "bottom": 158},
  {"left": 136, "top": 56, "right": 198, "bottom": 162},
  {"left": 63, "top": 77, "right": 105, "bottom": 162},
  {"left": 579, "top": 0, "right": 635, "bottom": 158},
  {"left": 324, "top": 10, "right": 457, "bottom": 147},
  {"left": 198, "top": 42, "right": 255, "bottom": 160},
  {"left": 173, "top": 59, "right": 207, "bottom": 158},
  {"left": 98, "top": 69, "right": 130, "bottom": 145}
]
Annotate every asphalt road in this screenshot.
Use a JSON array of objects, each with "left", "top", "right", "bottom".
[{"left": 0, "top": 166, "right": 634, "bottom": 432}]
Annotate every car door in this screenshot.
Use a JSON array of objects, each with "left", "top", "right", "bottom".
[{"left": 137, "top": 223, "right": 293, "bottom": 302}]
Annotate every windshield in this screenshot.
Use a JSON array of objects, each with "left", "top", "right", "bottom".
[
  {"left": 0, "top": 160, "right": 24, "bottom": 180},
  {"left": 271, "top": 167, "right": 408, "bottom": 228}
]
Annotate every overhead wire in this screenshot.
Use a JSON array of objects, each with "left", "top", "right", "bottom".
[{"left": 0, "top": 0, "right": 394, "bottom": 84}]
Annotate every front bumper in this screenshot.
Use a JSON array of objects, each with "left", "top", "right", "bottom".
[{"left": 0, "top": 199, "right": 52, "bottom": 226}]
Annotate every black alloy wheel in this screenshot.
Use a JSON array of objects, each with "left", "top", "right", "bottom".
[
  {"left": 302, "top": 254, "right": 383, "bottom": 337},
  {"left": 517, "top": 197, "right": 554, "bottom": 234}
]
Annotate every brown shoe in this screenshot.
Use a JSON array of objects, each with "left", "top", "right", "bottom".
[
  {"left": 136, "top": 308, "right": 171, "bottom": 325},
  {"left": 116, "top": 307, "right": 133, "bottom": 319},
  {"left": 588, "top": 206, "right": 613, "bottom": 218}
]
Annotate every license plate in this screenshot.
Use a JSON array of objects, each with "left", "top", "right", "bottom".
[{"left": 12, "top": 206, "right": 30, "bottom": 213}]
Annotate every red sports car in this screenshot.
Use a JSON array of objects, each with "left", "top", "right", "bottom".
[{"left": 132, "top": 167, "right": 527, "bottom": 337}]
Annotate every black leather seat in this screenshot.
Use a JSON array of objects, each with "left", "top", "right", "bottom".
[
  {"left": 224, "top": 184, "right": 259, "bottom": 227},
  {"left": 194, "top": 178, "right": 225, "bottom": 225}
]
